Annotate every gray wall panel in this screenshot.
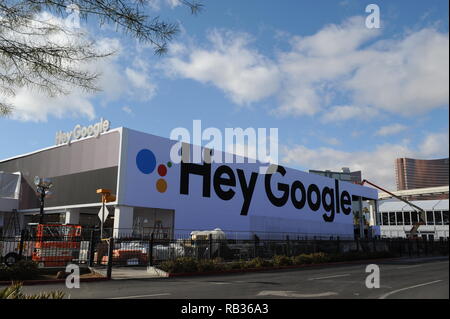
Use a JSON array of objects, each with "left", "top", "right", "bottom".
[
  {"left": 0, "top": 131, "right": 119, "bottom": 179},
  {"left": 0, "top": 131, "right": 121, "bottom": 209}
]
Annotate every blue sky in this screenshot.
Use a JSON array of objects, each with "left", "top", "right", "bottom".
[{"left": 0, "top": 0, "right": 448, "bottom": 189}]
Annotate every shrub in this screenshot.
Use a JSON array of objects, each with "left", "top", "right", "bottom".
[
  {"left": 159, "top": 257, "right": 198, "bottom": 273},
  {"left": 157, "top": 250, "right": 397, "bottom": 274},
  {"left": 293, "top": 253, "right": 314, "bottom": 265},
  {"left": 245, "top": 257, "right": 273, "bottom": 269},
  {"left": 273, "top": 255, "right": 293, "bottom": 267},
  {"left": 0, "top": 260, "right": 39, "bottom": 281},
  {"left": 310, "top": 252, "right": 331, "bottom": 264},
  {"left": 226, "top": 261, "right": 246, "bottom": 270},
  {"left": 197, "top": 260, "right": 217, "bottom": 272},
  {"left": 0, "top": 282, "right": 64, "bottom": 299}
]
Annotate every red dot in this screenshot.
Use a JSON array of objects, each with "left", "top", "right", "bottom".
[{"left": 158, "top": 164, "right": 167, "bottom": 176}]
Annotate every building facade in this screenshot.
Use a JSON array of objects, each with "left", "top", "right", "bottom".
[
  {"left": 0, "top": 126, "right": 378, "bottom": 239},
  {"left": 377, "top": 199, "right": 449, "bottom": 239},
  {"left": 395, "top": 157, "right": 449, "bottom": 191}
]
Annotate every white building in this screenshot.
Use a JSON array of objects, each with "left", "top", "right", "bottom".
[
  {"left": 0, "top": 123, "right": 378, "bottom": 239},
  {"left": 377, "top": 199, "right": 449, "bottom": 239}
]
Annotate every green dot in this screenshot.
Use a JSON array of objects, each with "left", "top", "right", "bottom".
[{"left": 167, "top": 161, "right": 172, "bottom": 168}]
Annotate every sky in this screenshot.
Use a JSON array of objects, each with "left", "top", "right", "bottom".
[{"left": 0, "top": 0, "right": 449, "bottom": 190}]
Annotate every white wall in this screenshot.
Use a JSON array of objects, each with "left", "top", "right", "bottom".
[{"left": 118, "top": 128, "right": 378, "bottom": 238}]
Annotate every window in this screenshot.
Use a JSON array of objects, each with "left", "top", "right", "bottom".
[
  {"left": 382, "top": 213, "right": 389, "bottom": 226},
  {"left": 443, "top": 211, "right": 449, "bottom": 225},
  {"left": 404, "top": 211, "right": 411, "bottom": 225},
  {"left": 396, "top": 211, "right": 404, "bottom": 225},
  {"left": 389, "top": 212, "right": 396, "bottom": 226},
  {"left": 426, "top": 211, "right": 434, "bottom": 225},
  {"left": 434, "top": 211, "right": 443, "bottom": 225}
]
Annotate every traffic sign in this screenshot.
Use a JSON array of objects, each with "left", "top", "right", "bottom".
[{"left": 98, "top": 206, "right": 110, "bottom": 223}]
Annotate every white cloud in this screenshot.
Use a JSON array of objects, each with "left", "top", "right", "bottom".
[
  {"left": 125, "top": 68, "right": 156, "bottom": 100},
  {"left": 146, "top": 0, "right": 182, "bottom": 11},
  {"left": 9, "top": 88, "right": 95, "bottom": 122},
  {"left": 419, "top": 131, "right": 450, "bottom": 157},
  {"left": 276, "top": 18, "right": 448, "bottom": 118},
  {"left": 289, "top": 16, "right": 379, "bottom": 57},
  {"left": 321, "top": 105, "right": 379, "bottom": 123},
  {"left": 375, "top": 124, "right": 408, "bottom": 136},
  {"left": 163, "top": 30, "right": 281, "bottom": 105},
  {"left": 122, "top": 105, "right": 134, "bottom": 115},
  {"left": 322, "top": 137, "right": 341, "bottom": 146},
  {"left": 344, "top": 29, "right": 449, "bottom": 116},
  {"left": 163, "top": 17, "right": 449, "bottom": 120},
  {"left": 281, "top": 131, "right": 449, "bottom": 190},
  {"left": 4, "top": 13, "right": 157, "bottom": 122}
]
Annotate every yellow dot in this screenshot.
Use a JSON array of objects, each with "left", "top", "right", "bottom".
[{"left": 156, "top": 179, "right": 167, "bottom": 193}]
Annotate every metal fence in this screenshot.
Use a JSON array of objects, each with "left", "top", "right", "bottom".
[
  {"left": 103, "top": 235, "right": 450, "bottom": 267},
  {"left": 1, "top": 229, "right": 449, "bottom": 273},
  {"left": 0, "top": 229, "right": 449, "bottom": 278},
  {"left": 0, "top": 233, "right": 88, "bottom": 267}
]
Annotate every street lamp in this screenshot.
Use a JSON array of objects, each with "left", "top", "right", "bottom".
[{"left": 34, "top": 176, "right": 53, "bottom": 224}]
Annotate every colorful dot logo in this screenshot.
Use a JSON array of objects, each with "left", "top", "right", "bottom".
[{"left": 136, "top": 149, "right": 171, "bottom": 193}]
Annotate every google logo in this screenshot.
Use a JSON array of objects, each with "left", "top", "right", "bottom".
[{"left": 136, "top": 149, "right": 172, "bottom": 193}]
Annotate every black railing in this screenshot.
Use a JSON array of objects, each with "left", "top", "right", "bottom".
[{"left": 1, "top": 231, "right": 449, "bottom": 270}]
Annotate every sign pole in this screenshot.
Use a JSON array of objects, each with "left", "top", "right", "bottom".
[
  {"left": 96, "top": 189, "right": 115, "bottom": 240},
  {"left": 101, "top": 195, "right": 105, "bottom": 239}
]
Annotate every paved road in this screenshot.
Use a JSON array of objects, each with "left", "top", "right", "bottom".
[{"left": 8, "top": 257, "right": 449, "bottom": 299}]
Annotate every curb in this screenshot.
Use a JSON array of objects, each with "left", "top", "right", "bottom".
[
  {"left": 165, "top": 257, "right": 405, "bottom": 278},
  {"left": 0, "top": 276, "right": 109, "bottom": 286},
  {"left": 165, "top": 255, "right": 449, "bottom": 278}
]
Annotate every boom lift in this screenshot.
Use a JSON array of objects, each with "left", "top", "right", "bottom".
[{"left": 360, "top": 179, "right": 426, "bottom": 238}]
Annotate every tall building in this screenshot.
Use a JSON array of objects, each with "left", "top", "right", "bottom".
[{"left": 395, "top": 158, "right": 449, "bottom": 190}]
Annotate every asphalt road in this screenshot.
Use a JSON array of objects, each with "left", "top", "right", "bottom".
[{"left": 8, "top": 257, "right": 449, "bottom": 299}]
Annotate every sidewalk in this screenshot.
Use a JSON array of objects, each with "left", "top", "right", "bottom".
[
  {"left": 90, "top": 266, "right": 166, "bottom": 280},
  {"left": 93, "top": 256, "right": 448, "bottom": 280}
]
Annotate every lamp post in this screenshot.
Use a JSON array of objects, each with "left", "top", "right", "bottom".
[{"left": 34, "top": 176, "right": 53, "bottom": 225}]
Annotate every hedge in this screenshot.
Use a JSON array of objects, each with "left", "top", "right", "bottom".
[
  {"left": 159, "top": 251, "right": 395, "bottom": 274},
  {"left": 0, "top": 260, "right": 40, "bottom": 281}
]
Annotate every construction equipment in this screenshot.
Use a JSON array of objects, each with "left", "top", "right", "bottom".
[
  {"left": 31, "top": 224, "right": 82, "bottom": 267},
  {"left": 360, "top": 179, "right": 426, "bottom": 238}
]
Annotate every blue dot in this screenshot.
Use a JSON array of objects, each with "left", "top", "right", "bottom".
[{"left": 136, "top": 149, "right": 156, "bottom": 174}]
